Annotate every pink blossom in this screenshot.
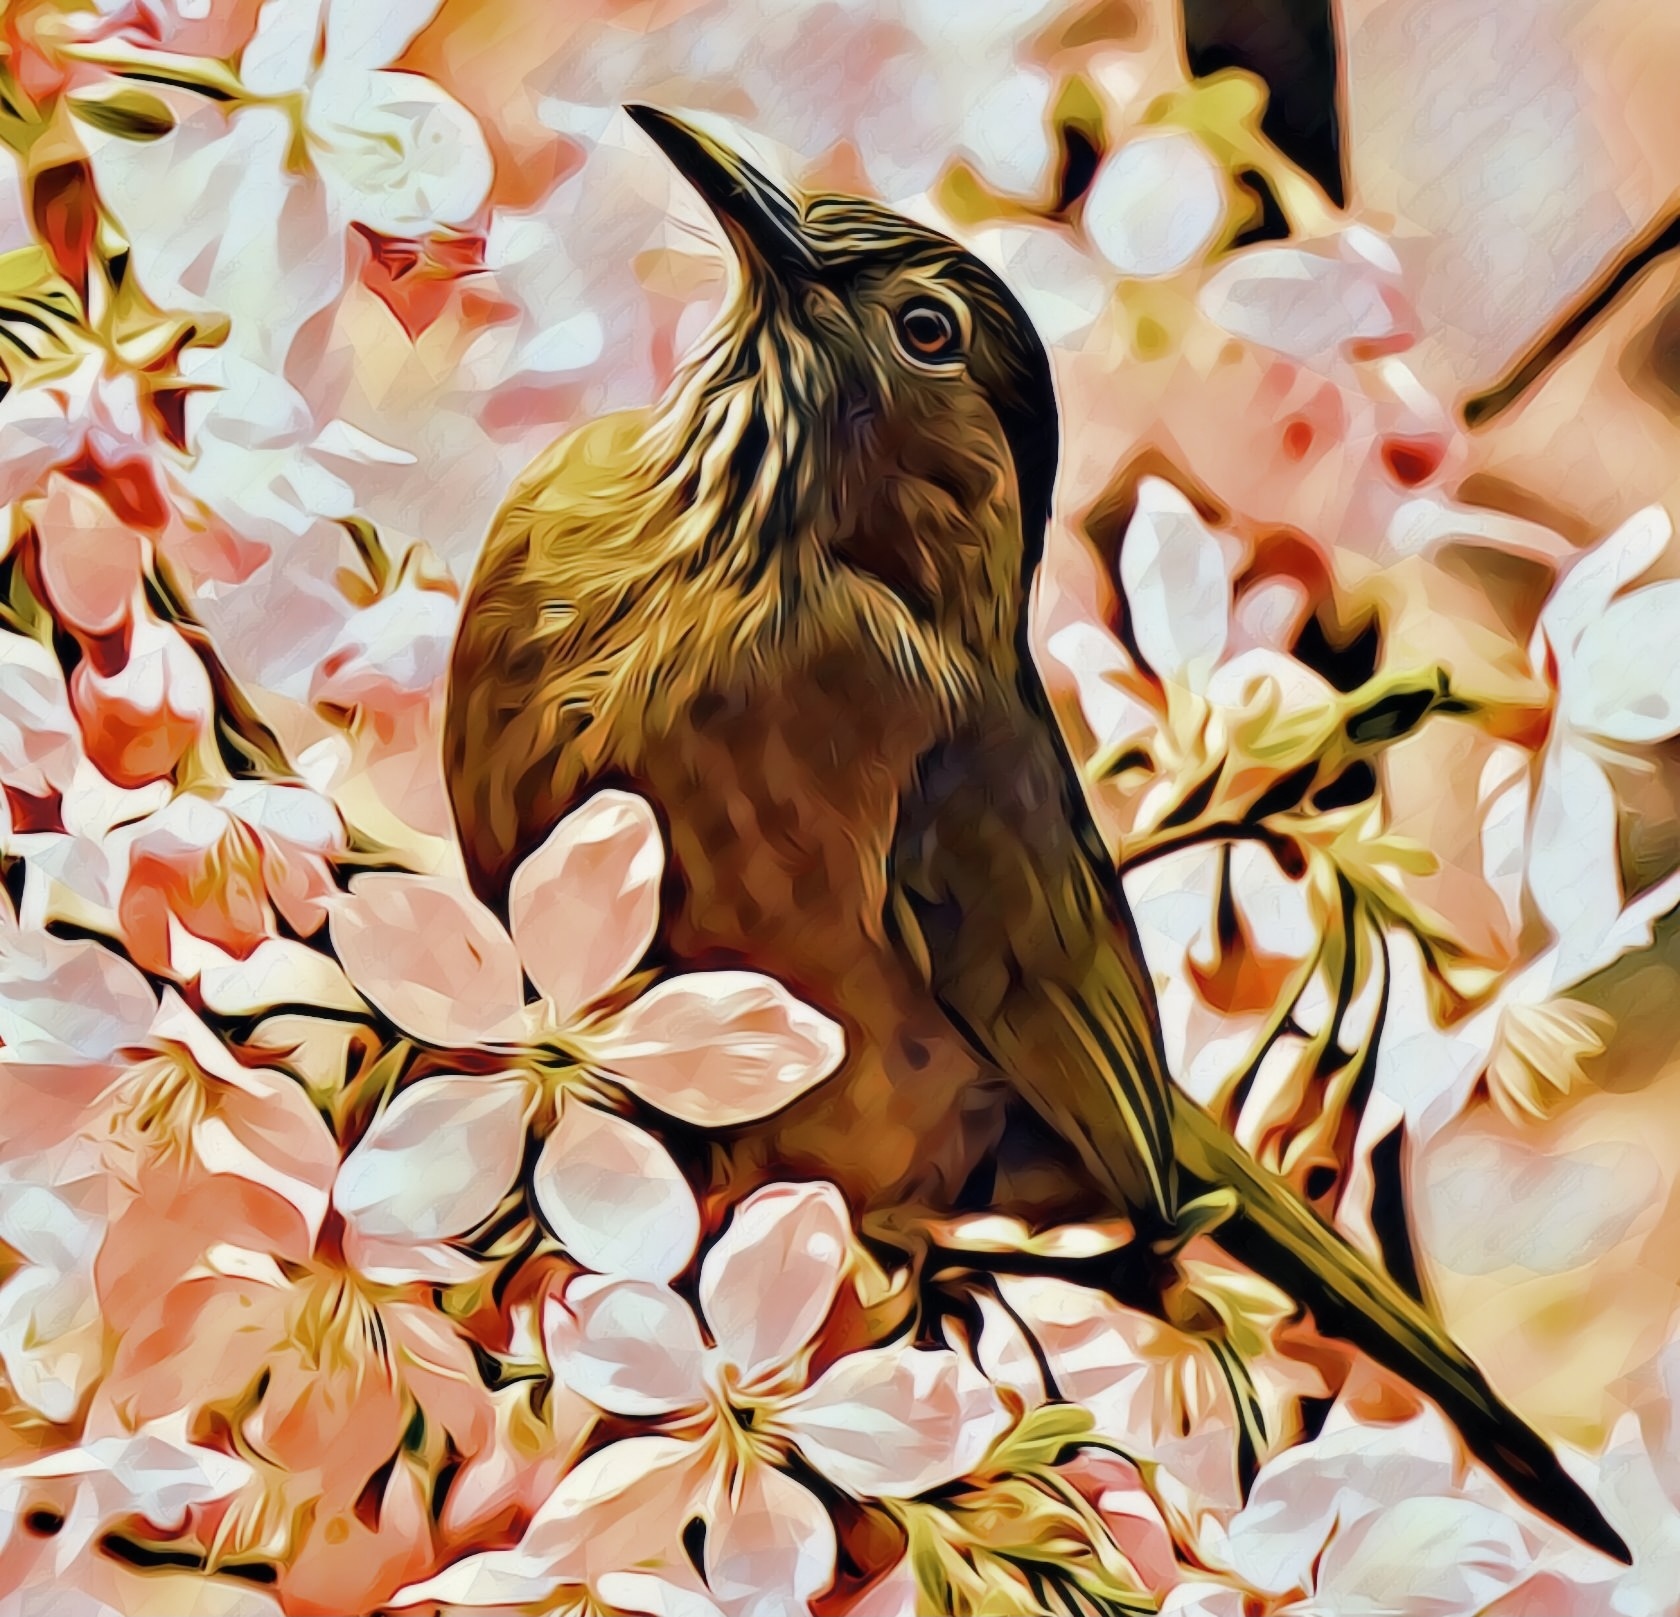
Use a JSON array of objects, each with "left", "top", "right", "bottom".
[
  {"left": 330, "top": 790, "right": 844, "bottom": 1278},
  {"left": 400, "top": 1179, "right": 1006, "bottom": 1614},
  {"left": 67, "top": 603, "right": 212, "bottom": 790},
  {"left": 113, "top": 781, "right": 346, "bottom": 976}
]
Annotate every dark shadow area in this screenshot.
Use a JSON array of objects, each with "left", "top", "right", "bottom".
[{"left": 1182, "top": 0, "right": 1346, "bottom": 209}]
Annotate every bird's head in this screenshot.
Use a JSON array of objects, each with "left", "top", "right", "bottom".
[{"left": 626, "top": 105, "right": 1058, "bottom": 679}]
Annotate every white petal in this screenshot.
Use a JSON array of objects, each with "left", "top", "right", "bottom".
[
  {"left": 0, "top": 921, "right": 155, "bottom": 1064},
  {"left": 523, "top": 1432, "right": 713, "bottom": 1576},
  {"left": 343, "top": 1230, "right": 487, "bottom": 1287},
  {"left": 12, "top": 1413, "right": 252, "bottom": 1530},
  {"left": 1118, "top": 477, "right": 1238, "bottom": 694},
  {"left": 1527, "top": 741, "right": 1621, "bottom": 976},
  {"left": 705, "top": 1459, "right": 837, "bottom": 1613},
  {"left": 1565, "top": 580, "right": 1680, "bottom": 744},
  {"left": 1043, "top": 620, "right": 1156, "bottom": 754},
  {"left": 310, "top": 69, "right": 494, "bottom": 235},
  {"left": 700, "top": 1182, "right": 851, "bottom": 1385},
  {"left": 544, "top": 1277, "right": 708, "bottom": 1419},
  {"left": 1085, "top": 131, "right": 1225, "bottom": 278},
  {"left": 0, "top": 1264, "right": 100, "bottom": 1423},
  {"left": 0, "top": 632, "right": 80, "bottom": 796},
  {"left": 582, "top": 971, "right": 843, "bottom": 1127},
  {"left": 311, "top": 585, "right": 457, "bottom": 709},
  {"left": 240, "top": 0, "right": 323, "bottom": 96},
  {"left": 387, "top": 1545, "right": 570, "bottom": 1609},
  {"left": 533, "top": 1097, "right": 701, "bottom": 1282},
  {"left": 1199, "top": 245, "right": 1402, "bottom": 362},
  {"left": 335, "top": 1073, "right": 532, "bottom": 1243},
  {"left": 1309, "top": 1495, "right": 1532, "bottom": 1614},
  {"left": 197, "top": 937, "right": 367, "bottom": 1019},
  {"left": 511, "top": 791, "right": 664, "bottom": 1026},
  {"left": 328, "top": 872, "right": 526, "bottom": 1046},
  {"left": 1542, "top": 505, "right": 1673, "bottom": 661},
  {"left": 1224, "top": 1407, "right": 1461, "bottom": 1595},
  {"left": 594, "top": 1570, "right": 728, "bottom": 1617},
  {"left": 323, "top": 0, "right": 441, "bottom": 70},
  {"left": 782, "top": 1345, "right": 1006, "bottom": 1498}
]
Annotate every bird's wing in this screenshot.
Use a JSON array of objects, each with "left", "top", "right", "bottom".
[{"left": 888, "top": 662, "right": 1179, "bottom": 1224}]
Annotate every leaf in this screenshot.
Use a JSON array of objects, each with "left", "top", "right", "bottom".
[
  {"left": 981, "top": 1404, "right": 1105, "bottom": 1475},
  {"left": 895, "top": 1468, "right": 1158, "bottom": 1617},
  {"left": 68, "top": 89, "right": 177, "bottom": 141},
  {"left": 0, "top": 247, "right": 90, "bottom": 389}
]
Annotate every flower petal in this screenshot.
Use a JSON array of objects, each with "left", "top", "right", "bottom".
[
  {"left": 1527, "top": 740, "right": 1621, "bottom": 975},
  {"left": 1566, "top": 579, "right": 1680, "bottom": 745},
  {"left": 583, "top": 971, "right": 844, "bottom": 1127},
  {"left": 196, "top": 936, "right": 367, "bottom": 1018},
  {"left": 0, "top": 914, "right": 156, "bottom": 1064},
  {"left": 0, "top": 631, "right": 81, "bottom": 797},
  {"left": 510, "top": 790, "right": 664, "bottom": 1025},
  {"left": 1198, "top": 243, "right": 1405, "bottom": 363},
  {"left": 594, "top": 1570, "right": 729, "bottom": 1617},
  {"left": 1309, "top": 1494, "right": 1533, "bottom": 1614},
  {"left": 544, "top": 1276, "right": 708, "bottom": 1419},
  {"left": 1541, "top": 504, "right": 1673, "bottom": 661},
  {"left": 533, "top": 1096, "right": 700, "bottom": 1282},
  {"left": 196, "top": 1077, "right": 339, "bottom": 1248},
  {"left": 310, "top": 69, "right": 494, "bottom": 236},
  {"left": 30, "top": 474, "right": 143, "bottom": 638},
  {"left": 705, "top": 1458, "right": 837, "bottom": 1614},
  {"left": 334, "top": 1073, "right": 533, "bottom": 1243},
  {"left": 1085, "top": 131, "right": 1225, "bottom": 278},
  {"left": 385, "top": 1545, "right": 569, "bottom": 1609},
  {"left": 782, "top": 1345, "right": 1007, "bottom": 1498},
  {"left": 1118, "top": 477, "right": 1239, "bottom": 694},
  {"left": 328, "top": 871, "right": 526, "bottom": 1046},
  {"left": 699, "top": 1182, "right": 850, "bottom": 1387},
  {"left": 522, "top": 1432, "right": 714, "bottom": 1577}
]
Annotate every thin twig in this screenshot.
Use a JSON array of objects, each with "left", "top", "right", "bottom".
[{"left": 1462, "top": 201, "right": 1680, "bottom": 428}]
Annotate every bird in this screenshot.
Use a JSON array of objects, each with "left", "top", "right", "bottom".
[{"left": 442, "top": 104, "right": 1631, "bottom": 1566}]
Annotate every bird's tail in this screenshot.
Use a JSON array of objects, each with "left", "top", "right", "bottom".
[{"left": 1169, "top": 1090, "right": 1632, "bottom": 1565}]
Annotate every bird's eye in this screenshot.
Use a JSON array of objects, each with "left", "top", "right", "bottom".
[{"left": 894, "top": 297, "right": 963, "bottom": 365}]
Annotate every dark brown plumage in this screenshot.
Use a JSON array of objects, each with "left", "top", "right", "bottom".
[{"left": 443, "top": 106, "right": 1628, "bottom": 1563}]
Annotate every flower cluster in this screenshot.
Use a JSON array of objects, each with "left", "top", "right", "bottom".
[{"left": 0, "top": 2, "right": 1676, "bottom": 1615}]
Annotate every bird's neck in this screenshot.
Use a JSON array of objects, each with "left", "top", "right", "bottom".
[{"left": 618, "top": 312, "right": 1023, "bottom": 729}]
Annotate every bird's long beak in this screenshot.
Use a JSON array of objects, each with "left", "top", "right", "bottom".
[{"left": 626, "top": 105, "right": 818, "bottom": 280}]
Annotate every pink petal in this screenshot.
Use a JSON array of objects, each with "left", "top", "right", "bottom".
[
  {"left": 328, "top": 872, "right": 526, "bottom": 1046},
  {"left": 781, "top": 1344, "right": 1007, "bottom": 1498},
  {"left": 224, "top": 780, "right": 346, "bottom": 938},
  {"left": 582, "top": 971, "right": 844, "bottom": 1127},
  {"left": 71, "top": 612, "right": 213, "bottom": 789},
  {"left": 32, "top": 474, "right": 144, "bottom": 638},
  {"left": 705, "top": 1458, "right": 837, "bottom": 1612},
  {"left": 532, "top": 1096, "right": 701, "bottom": 1282},
  {"left": 699, "top": 1182, "right": 851, "bottom": 1387},
  {"left": 197, "top": 1077, "right": 340, "bottom": 1248},
  {"left": 334, "top": 1072, "right": 533, "bottom": 1242},
  {"left": 510, "top": 790, "right": 664, "bottom": 1025},
  {"left": 544, "top": 1276, "right": 709, "bottom": 1420}
]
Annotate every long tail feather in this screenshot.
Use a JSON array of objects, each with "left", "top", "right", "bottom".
[{"left": 1170, "top": 1091, "right": 1632, "bottom": 1565}]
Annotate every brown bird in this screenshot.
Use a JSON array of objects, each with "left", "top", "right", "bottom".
[{"left": 444, "top": 106, "right": 1629, "bottom": 1563}]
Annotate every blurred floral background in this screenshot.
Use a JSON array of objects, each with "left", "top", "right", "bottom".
[{"left": 4, "top": 0, "right": 1680, "bottom": 1612}]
